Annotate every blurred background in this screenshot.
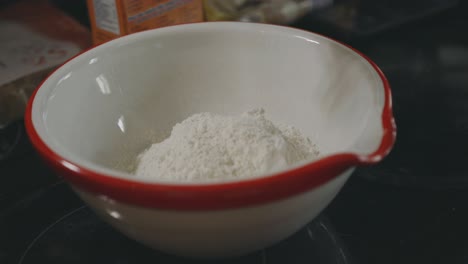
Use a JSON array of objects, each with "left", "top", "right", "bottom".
[{"left": 1, "top": 1, "right": 468, "bottom": 264}]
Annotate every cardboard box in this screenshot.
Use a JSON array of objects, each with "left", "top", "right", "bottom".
[{"left": 87, "top": 0, "right": 204, "bottom": 45}]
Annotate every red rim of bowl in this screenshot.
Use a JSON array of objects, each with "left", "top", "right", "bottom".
[{"left": 24, "top": 23, "right": 396, "bottom": 211}]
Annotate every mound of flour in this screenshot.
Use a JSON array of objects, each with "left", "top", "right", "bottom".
[{"left": 135, "top": 109, "right": 319, "bottom": 182}]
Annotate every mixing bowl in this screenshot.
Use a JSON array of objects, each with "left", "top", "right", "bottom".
[{"left": 25, "top": 22, "right": 395, "bottom": 258}]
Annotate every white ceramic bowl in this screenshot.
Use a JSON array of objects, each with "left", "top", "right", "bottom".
[{"left": 25, "top": 22, "right": 395, "bottom": 258}]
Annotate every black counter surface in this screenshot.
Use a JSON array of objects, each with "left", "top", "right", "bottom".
[{"left": 1, "top": 1, "right": 467, "bottom": 263}]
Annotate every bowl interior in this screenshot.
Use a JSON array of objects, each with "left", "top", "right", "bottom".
[{"left": 31, "top": 22, "right": 385, "bottom": 182}]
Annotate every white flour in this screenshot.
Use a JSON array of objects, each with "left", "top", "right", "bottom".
[{"left": 135, "top": 109, "right": 319, "bottom": 182}]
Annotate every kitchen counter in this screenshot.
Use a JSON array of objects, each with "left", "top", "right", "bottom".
[{"left": 1, "top": 2, "right": 468, "bottom": 263}]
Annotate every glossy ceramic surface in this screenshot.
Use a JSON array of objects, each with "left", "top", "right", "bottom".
[
  {"left": 74, "top": 169, "right": 352, "bottom": 257},
  {"left": 2, "top": 182, "right": 352, "bottom": 264},
  {"left": 25, "top": 22, "right": 395, "bottom": 257}
]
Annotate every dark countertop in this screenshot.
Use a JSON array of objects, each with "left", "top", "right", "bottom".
[
  {"left": 323, "top": 6, "right": 468, "bottom": 264},
  {"left": 1, "top": 1, "right": 468, "bottom": 264}
]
